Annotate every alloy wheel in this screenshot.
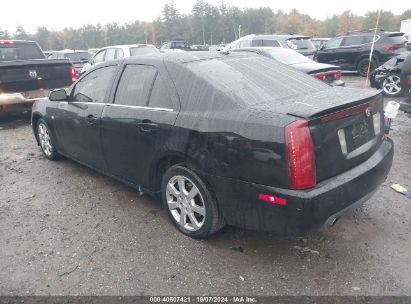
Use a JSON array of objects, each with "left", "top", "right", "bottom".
[
  {"left": 166, "top": 175, "right": 206, "bottom": 231},
  {"left": 383, "top": 75, "right": 402, "bottom": 95},
  {"left": 38, "top": 123, "right": 53, "bottom": 157}
]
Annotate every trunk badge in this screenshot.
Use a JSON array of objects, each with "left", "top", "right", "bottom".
[
  {"left": 365, "top": 108, "right": 371, "bottom": 117},
  {"left": 29, "top": 70, "right": 38, "bottom": 79}
]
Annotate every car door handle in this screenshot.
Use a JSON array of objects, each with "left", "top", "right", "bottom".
[
  {"left": 137, "top": 119, "right": 159, "bottom": 132},
  {"left": 86, "top": 114, "right": 98, "bottom": 124}
]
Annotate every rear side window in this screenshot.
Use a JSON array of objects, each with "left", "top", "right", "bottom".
[
  {"left": 114, "top": 65, "right": 156, "bottom": 107},
  {"left": 252, "top": 39, "right": 281, "bottom": 47},
  {"left": 71, "top": 66, "right": 117, "bottom": 103},
  {"left": 0, "top": 43, "right": 44, "bottom": 61},
  {"left": 325, "top": 37, "right": 343, "bottom": 49},
  {"left": 115, "top": 48, "right": 124, "bottom": 59},
  {"left": 341, "top": 35, "right": 364, "bottom": 46},
  {"left": 149, "top": 74, "right": 173, "bottom": 109},
  {"left": 130, "top": 46, "right": 157, "bottom": 56}
]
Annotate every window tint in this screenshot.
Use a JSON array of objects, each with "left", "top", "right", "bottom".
[
  {"left": 71, "top": 66, "right": 117, "bottom": 103},
  {"left": 115, "top": 48, "right": 124, "bottom": 59},
  {"left": 341, "top": 35, "right": 364, "bottom": 46},
  {"left": 262, "top": 40, "right": 281, "bottom": 47},
  {"left": 105, "top": 48, "right": 116, "bottom": 61},
  {"left": 93, "top": 50, "right": 105, "bottom": 63},
  {"left": 149, "top": 74, "right": 173, "bottom": 109},
  {"left": 114, "top": 65, "right": 156, "bottom": 107},
  {"left": 325, "top": 37, "right": 343, "bottom": 49},
  {"left": 363, "top": 35, "right": 379, "bottom": 44},
  {"left": 0, "top": 43, "right": 44, "bottom": 61}
]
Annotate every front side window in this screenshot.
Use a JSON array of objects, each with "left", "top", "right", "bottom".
[
  {"left": 325, "top": 37, "right": 344, "bottom": 49},
  {"left": 71, "top": 66, "right": 117, "bottom": 103},
  {"left": 114, "top": 65, "right": 157, "bottom": 107},
  {"left": 93, "top": 50, "right": 106, "bottom": 64}
]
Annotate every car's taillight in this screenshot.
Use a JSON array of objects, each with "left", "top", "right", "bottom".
[
  {"left": 285, "top": 119, "right": 316, "bottom": 189},
  {"left": 0, "top": 40, "right": 15, "bottom": 44},
  {"left": 312, "top": 70, "right": 341, "bottom": 82},
  {"left": 408, "top": 76, "right": 411, "bottom": 85},
  {"left": 69, "top": 66, "right": 77, "bottom": 82},
  {"left": 383, "top": 44, "right": 402, "bottom": 52}
]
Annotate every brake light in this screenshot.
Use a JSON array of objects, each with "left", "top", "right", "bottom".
[
  {"left": 383, "top": 44, "right": 402, "bottom": 51},
  {"left": 69, "top": 66, "right": 77, "bottom": 82},
  {"left": 408, "top": 76, "right": 411, "bottom": 85},
  {"left": 285, "top": 119, "right": 316, "bottom": 189},
  {"left": 0, "top": 40, "right": 15, "bottom": 44},
  {"left": 312, "top": 70, "right": 341, "bottom": 82}
]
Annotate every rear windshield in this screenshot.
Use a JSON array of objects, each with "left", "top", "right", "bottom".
[
  {"left": 0, "top": 43, "right": 44, "bottom": 61},
  {"left": 183, "top": 56, "right": 327, "bottom": 106},
  {"left": 287, "top": 38, "right": 315, "bottom": 50},
  {"left": 388, "top": 34, "right": 407, "bottom": 45},
  {"left": 130, "top": 46, "right": 157, "bottom": 56},
  {"left": 65, "top": 52, "right": 92, "bottom": 61}
]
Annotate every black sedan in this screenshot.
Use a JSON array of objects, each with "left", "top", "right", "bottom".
[
  {"left": 232, "top": 47, "right": 344, "bottom": 86},
  {"left": 369, "top": 51, "right": 411, "bottom": 97},
  {"left": 32, "top": 52, "right": 393, "bottom": 238}
]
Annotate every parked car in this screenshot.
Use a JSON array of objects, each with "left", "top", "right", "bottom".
[
  {"left": 48, "top": 50, "right": 92, "bottom": 76},
  {"left": 369, "top": 51, "right": 411, "bottom": 97},
  {"left": 32, "top": 52, "right": 393, "bottom": 238},
  {"left": 80, "top": 44, "right": 158, "bottom": 75},
  {"left": 0, "top": 40, "right": 76, "bottom": 117},
  {"left": 311, "top": 38, "right": 330, "bottom": 49},
  {"left": 190, "top": 45, "right": 209, "bottom": 51},
  {"left": 316, "top": 30, "right": 408, "bottom": 76},
  {"left": 209, "top": 44, "right": 226, "bottom": 52},
  {"left": 224, "top": 34, "right": 317, "bottom": 58},
  {"left": 400, "top": 52, "right": 411, "bottom": 113},
  {"left": 160, "top": 41, "right": 191, "bottom": 52},
  {"left": 232, "top": 47, "right": 344, "bottom": 86}
]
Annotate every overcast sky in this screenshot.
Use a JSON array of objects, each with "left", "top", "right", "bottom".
[{"left": 2, "top": 0, "right": 410, "bottom": 33}]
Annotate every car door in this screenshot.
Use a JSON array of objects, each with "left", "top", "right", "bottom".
[
  {"left": 339, "top": 35, "right": 366, "bottom": 68},
  {"left": 53, "top": 65, "right": 118, "bottom": 170},
  {"left": 317, "top": 37, "right": 344, "bottom": 66},
  {"left": 101, "top": 63, "right": 179, "bottom": 188}
]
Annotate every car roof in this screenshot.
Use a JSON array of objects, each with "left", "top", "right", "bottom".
[{"left": 254, "top": 34, "right": 311, "bottom": 39}]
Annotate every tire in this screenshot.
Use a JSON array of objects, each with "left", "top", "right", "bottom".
[
  {"left": 382, "top": 73, "right": 403, "bottom": 97},
  {"left": 357, "top": 58, "right": 376, "bottom": 77},
  {"left": 161, "top": 164, "right": 225, "bottom": 238},
  {"left": 36, "top": 118, "right": 60, "bottom": 160}
]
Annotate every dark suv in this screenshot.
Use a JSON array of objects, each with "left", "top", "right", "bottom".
[{"left": 316, "top": 30, "right": 408, "bottom": 76}]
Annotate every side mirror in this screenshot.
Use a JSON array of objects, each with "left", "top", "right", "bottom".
[
  {"left": 320, "top": 45, "right": 326, "bottom": 50},
  {"left": 49, "top": 89, "right": 68, "bottom": 101}
]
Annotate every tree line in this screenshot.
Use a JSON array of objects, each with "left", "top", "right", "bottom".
[{"left": 1, "top": 0, "right": 410, "bottom": 51}]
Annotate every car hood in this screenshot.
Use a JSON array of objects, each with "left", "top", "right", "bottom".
[{"left": 289, "top": 62, "right": 340, "bottom": 74}]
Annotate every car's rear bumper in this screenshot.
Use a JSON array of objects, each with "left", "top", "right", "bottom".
[
  {"left": 0, "top": 89, "right": 49, "bottom": 117},
  {"left": 207, "top": 138, "right": 393, "bottom": 235}
]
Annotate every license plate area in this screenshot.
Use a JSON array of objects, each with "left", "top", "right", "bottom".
[{"left": 342, "top": 118, "right": 374, "bottom": 153}]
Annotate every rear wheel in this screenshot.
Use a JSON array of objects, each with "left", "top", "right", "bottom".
[
  {"left": 36, "top": 118, "right": 60, "bottom": 160},
  {"left": 162, "top": 164, "right": 225, "bottom": 238},
  {"left": 357, "top": 58, "right": 376, "bottom": 77},
  {"left": 382, "top": 74, "right": 403, "bottom": 97}
]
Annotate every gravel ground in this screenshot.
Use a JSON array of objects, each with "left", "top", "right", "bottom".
[{"left": 0, "top": 75, "right": 410, "bottom": 296}]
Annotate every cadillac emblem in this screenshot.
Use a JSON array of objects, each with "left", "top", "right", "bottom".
[
  {"left": 365, "top": 107, "right": 371, "bottom": 117},
  {"left": 29, "top": 70, "right": 38, "bottom": 79}
]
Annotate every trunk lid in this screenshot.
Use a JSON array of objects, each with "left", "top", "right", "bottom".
[{"left": 301, "top": 91, "right": 385, "bottom": 182}]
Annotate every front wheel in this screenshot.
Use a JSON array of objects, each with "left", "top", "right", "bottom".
[
  {"left": 161, "top": 164, "right": 225, "bottom": 238},
  {"left": 382, "top": 74, "right": 403, "bottom": 97},
  {"left": 36, "top": 118, "right": 60, "bottom": 160}
]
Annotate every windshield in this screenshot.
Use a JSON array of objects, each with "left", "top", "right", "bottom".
[
  {"left": 65, "top": 52, "right": 92, "bottom": 61},
  {"left": 266, "top": 48, "right": 312, "bottom": 65},
  {"left": 287, "top": 38, "right": 315, "bottom": 50},
  {"left": 0, "top": 43, "right": 44, "bottom": 61}
]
